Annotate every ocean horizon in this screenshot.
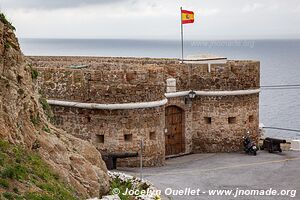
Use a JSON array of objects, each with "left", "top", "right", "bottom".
[{"left": 19, "top": 38, "right": 300, "bottom": 139}]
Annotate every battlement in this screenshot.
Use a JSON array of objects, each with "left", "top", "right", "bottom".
[{"left": 28, "top": 56, "right": 259, "bottom": 103}]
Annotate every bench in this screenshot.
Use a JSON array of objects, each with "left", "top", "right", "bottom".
[{"left": 102, "top": 152, "right": 139, "bottom": 170}]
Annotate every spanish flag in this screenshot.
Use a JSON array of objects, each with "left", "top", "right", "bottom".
[{"left": 181, "top": 9, "right": 195, "bottom": 24}]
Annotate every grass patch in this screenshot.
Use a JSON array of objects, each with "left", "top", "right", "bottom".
[
  {"left": 0, "top": 178, "right": 9, "bottom": 188},
  {"left": 30, "top": 114, "right": 41, "bottom": 127},
  {"left": 28, "top": 63, "right": 39, "bottom": 80},
  {"left": 4, "top": 42, "right": 10, "bottom": 50},
  {"left": 42, "top": 124, "right": 51, "bottom": 133},
  {"left": 2, "top": 192, "right": 14, "bottom": 200},
  {"left": 39, "top": 98, "right": 54, "bottom": 123},
  {"left": 31, "top": 68, "right": 39, "bottom": 80},
  {"left": 0, "top": 139, "right": 77, "bottom": 200}
]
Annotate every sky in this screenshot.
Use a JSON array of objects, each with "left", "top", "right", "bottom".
[{"left": 1, "top": 0, "right": 300, "bottom": 40}]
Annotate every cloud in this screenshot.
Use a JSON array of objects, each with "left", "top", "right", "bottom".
[
  {"left": 1, "top": 0, "right": 300, "bottom": 40},
  {"left": 1, "top": 0, "right": 131, "bottom": 10},
  {"left": 242, "top": 3, "right": 264, "bottom": 13},
  {"left": 201, "top": 8, "right": 220, "bottom": 16}
]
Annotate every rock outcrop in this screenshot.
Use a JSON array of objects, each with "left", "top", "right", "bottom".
[{"left": 0, "top": 15, "right": 109, "bottom": 198}]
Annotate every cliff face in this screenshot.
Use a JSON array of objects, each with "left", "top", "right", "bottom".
[{"left": 0, "top": 17, "right": 109, "bottom": 198}]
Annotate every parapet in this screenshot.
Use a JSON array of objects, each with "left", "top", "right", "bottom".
[{"left": 28, "top": 56, "right": 260, "bottom": 103}]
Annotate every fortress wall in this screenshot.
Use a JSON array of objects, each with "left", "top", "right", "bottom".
[
  {"left": 164, "top": 93, "right": 260, "bottom": 153},
  {"left": 163, "top": 60, "right": 260, "bottom": 153},
  {"left": 35, "top": 66, "right": 165, "bottom": 104},
  {"left": 190, "top": 61, "right": 260, "bottom": 91},
  {"left": 192, "top": 94, "right": 259, "bottom": 153},
  {"left": 29, "top": 56, "right": 178, "bottom": 70},
  {"left": 52, "top": 106, "right": 165, "bottom": 167},
  {"left": 29, "top": 56, "right": 167, "bottom": 167},
  {"left": 163, "top": 61, "right": 260, "bottom": 91},
  {"left": 31, "top": 56, "right": 259, "bottom": 93},
  {"left": 29, "top": 56, "right": 260, "bottom": 166}
]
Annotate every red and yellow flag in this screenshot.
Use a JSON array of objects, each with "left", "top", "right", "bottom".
[{"left": 181, "top": 9, "right": 195, "bottom": 24}]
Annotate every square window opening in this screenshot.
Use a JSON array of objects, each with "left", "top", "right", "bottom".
[
  {"left": 228, "top": 117, "right": 237, "bottom": 124},
  {"left": 86, "top": 116, "right": 91, "bottom": 123},
  {"left": 150, "top": 131, "right": 156, "bottom": 140},
  {"left": 204, "top": 117, "right": 212, "bottom": 124},
  {"left": 124, "top": 134, "right": 133, "bottom": 142},
  {"left": 249, "top": 115, "right": 254, "bottom": 123},
  {"left": 96, "top": 135, "right": 104, "bottom": 144}
]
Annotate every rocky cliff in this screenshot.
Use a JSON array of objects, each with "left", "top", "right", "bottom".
[{"left": 0, "top": 14, "right": 109, "bottom": 198}]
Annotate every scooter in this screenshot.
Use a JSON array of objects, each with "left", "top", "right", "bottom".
[{"left": 243, "top": 136, "right": 258, "bottom": 156}]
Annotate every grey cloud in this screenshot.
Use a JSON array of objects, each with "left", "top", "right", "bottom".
[{"left": 1, "top": 0, "right": 131, "bottom": 10}]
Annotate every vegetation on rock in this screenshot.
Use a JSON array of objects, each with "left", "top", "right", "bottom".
[
  {"left": 0, "top": 13, "right": 16, "bottom": 31},
  {"left": 0, "top": 11, "right": 110, "bottom": 199},
  {"left": 39, "top": 97, "right": 55, "bottom": 124},
  {"left": 0, "top": 140, "right": 77, "bottom": 200},
  {"left": 26, "top": 64, "right": 39, "bottom": 80}
]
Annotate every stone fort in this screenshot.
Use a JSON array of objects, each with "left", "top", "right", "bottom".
[{"left": 28, "top": 56, "right": 260, "bottom": 167}]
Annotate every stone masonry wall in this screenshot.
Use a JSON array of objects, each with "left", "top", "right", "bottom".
[
  {"left": 192, "top": 94, "right": 259, "bottom": 152},
  {"left": 163, "top": 60, "right": 260, "bottom": 153},
  {"left": 29, "top": 56, "right": 167, "bottom": 167},
  {"left": 163, "top": 60, "right": 260, "bottom": 91},
  {"left": 29, "top": 56, "right": 260, "bottom": 165},
  {"left": 52, "top": 106, "right": 165, "bottom": 167},
  {"left": 34, "top": 65, "right": 165, "bottom": 104},
  {"left": 164, "top": 60, "right": 260, "bottom": 153}
]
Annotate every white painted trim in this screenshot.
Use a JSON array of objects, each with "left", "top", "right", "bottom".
[
  {"left": 165, "top": 91, "right": 190, "bottom": 98},
  {"left": 165, "top": 89, "right": 260, "bottom": 98},
  {"left": 47, "top": 99, "right": 168, "bottom": 110},
  {"left": 195, "top": 89, "right": 260, "bottom": 96},
  {"left": 46, "top": 89, "right": 259, "bottom": 110},
  {"left": 184, "top": 59, "right": 227, "bottom": 64}
]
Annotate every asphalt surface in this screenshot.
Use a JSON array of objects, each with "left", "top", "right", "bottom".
[{"left": 117, "top": 151, "right": 300, "bottom": 200}]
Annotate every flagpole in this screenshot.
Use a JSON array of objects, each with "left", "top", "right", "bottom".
[{"left": 180, "top": 7, "right": 184, "bottom": 64}]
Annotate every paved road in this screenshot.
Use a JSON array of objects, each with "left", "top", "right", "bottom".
[{"left": 117, "top": 151, "right": 300, "bottom": 200}]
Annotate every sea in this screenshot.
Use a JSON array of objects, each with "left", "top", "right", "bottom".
[{"left": 19, "top": 38, "right": 300, "bottom": 139}]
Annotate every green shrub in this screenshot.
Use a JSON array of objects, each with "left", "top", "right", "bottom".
[
  {"left": 0, "top": 140, "right": 9, "bottom": 152},
  {"left": 42, "top": 125, "right": 50, "bottom": 133},
  {"left": 0, "top": 13, "right": 16, "bottom": 31},
  {"left": 4, "top": 42, "right": 10, "bottom": 49},
  {"left": 30, "top": 114, "right": 41, "bottom": 126},
  {"left": 13, "top": 187, "right": 19, "bottom": 193},
  {"left": 39, "top": 98, "right": 54, "bottom": 123},
  {"left": 39, "top": 98, "right": 50, "bottom": 111},
  {"left": 1, "top": 164, "right": 27, "bottom": 180},
  {"left": 27, "top": 63, "right": 39, "bottom": 80},
  {"left": 2, "top": 192, "right": 14, "bottom": 200},
  {"left": 31, "top": 68, "right": 39, "bottom": 80},
  {"left": 0, "top": 157, "right": 4, "bottom": 166},
  {"left": 0, "top": 178, "right": 9, "bottom": 188}
]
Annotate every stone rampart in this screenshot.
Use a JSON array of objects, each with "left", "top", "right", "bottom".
[{"left": 28, "top": 56, "right": 260, "bottom": 166}]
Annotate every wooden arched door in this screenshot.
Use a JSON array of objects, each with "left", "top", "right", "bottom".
[{"left": 165, "top": 106, "right": 185, "bottom": 156}]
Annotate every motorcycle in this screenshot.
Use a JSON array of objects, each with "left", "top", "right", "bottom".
[{"left": 243, "top": 135, "right": 258, "bottom": 156}]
